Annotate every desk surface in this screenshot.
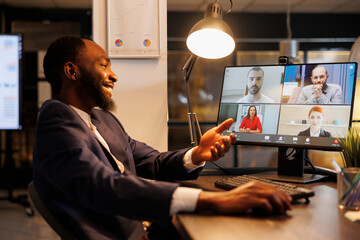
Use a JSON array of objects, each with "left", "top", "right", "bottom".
[{"left": 173, "top": 174, "right": 359, "bottom": 240}]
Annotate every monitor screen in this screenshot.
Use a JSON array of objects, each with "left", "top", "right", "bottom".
[
  {"left": 217, "top": 62, "right": 357, "bottom": 183},
  {"left": 218, "top": 62, "right": 357, "bottom": 151},
  {"left": 0, "top": 34, "right": 22, "bottom": 130}
]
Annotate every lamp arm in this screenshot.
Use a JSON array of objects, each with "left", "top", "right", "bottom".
[
  {"left": 223, "top": 0, "right": 233, "bottom": 15},
  {"left": 182, "top": 54, "right": 197, "bottom": 82},
  {"left": 214, "top": 0, "right": 233, "bottom": 15},
  {"left": 181, "top": 54, "right": 198, "bottom": 115},
  {"left": 181, "top": 54, "right": 202, "bottom": 146}
]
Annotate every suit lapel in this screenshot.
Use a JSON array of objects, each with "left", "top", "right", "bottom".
[
  {"left": 91, "top": 116, "right": 133, "bottom": 172},
  {"left": 319, "top": 128, "right": 325, "bottom": 137},
  {"left": 90, "top": 117, "right": 123, "bottom": 151},
  {"left": 63, "top": 103, "right": 123, "bottom": 172}
]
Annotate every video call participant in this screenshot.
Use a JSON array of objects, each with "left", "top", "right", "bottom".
[
  {"left": 33, "top": 36, "right": 292, "bottom": 240},
  {"left": 298, "top": 106, "right": 332, "bottom": 137},
  {"left": 296, "top": 66, "right": 342, "bottom": 104},
  {"left": 239, "top": 105, "right": 262, "bottom": 133},
  {"left": 237, "top": 67, "right": 274, "bottom": 103}
]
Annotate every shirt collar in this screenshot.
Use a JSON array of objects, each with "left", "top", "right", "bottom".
[
  {"left": 310, "top": 128, "right": 321, "bottom": 137},
  {"left": 69, "top": 105, "right": 92, "bottom": 128}
]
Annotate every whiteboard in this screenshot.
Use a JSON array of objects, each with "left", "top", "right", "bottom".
[{"left": 106, "top": 0, "right": 160, "bottom": 58}]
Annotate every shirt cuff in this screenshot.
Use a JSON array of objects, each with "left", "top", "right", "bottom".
[
  {"left": 183, "top": 148, "right": 205, "bottom": 172},
  {"left": 169, "top": 187, "right": 202, "bottom": 215}
]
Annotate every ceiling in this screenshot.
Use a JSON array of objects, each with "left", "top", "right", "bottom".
[
  {"left": 0, "top": 0, "right": 360, "bottom": 13},
  {"left": 168, "top": 0, "right": 360, "bottom": 14}
]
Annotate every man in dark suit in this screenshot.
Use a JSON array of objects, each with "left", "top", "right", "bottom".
[{"left": 33, "top": 36, "right": 292, "bottom": 240}]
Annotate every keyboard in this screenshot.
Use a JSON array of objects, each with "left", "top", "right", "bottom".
[{"left": 215, "top": 175, "right": 315, "bottom": 201}]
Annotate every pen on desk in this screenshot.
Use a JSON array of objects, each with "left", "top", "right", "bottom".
[
  {"left": 330, "top": 158, "right": 342, "bottom": 173},
  {"left": 330, "top": 158, "right": 352, "bottom": 186}
]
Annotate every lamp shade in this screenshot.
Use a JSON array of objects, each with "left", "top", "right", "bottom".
[{"left": 186, "top": 2, "right": 235, "bottom": 59}]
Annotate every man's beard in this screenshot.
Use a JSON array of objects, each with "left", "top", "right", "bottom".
[
  {"left": 80, "top": 70, "right": 116, "bottom": 112},
  {"left": 314, "top": 82, "right": 328, "bottom": 94},
  {"left": 249, "top": 85, "right": 260, "bottom": 95},
  {"left": 321, "top": 82, "right": 327, "bottom": 94}
]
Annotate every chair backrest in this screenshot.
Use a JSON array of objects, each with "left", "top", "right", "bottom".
[{"left": 28, "top": 181, "right": 79, "bottom": 240}]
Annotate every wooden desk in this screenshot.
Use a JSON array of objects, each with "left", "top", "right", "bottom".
[{"left": 173, "top": 174, "right": 359, "bottom": 240}]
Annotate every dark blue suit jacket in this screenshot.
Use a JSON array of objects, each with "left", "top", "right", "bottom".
[{"left": 33, "top": 99, "right": 201, "bottom": 240}]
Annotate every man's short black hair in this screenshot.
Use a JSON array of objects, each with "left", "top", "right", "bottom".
[
  {"left": 43, "top": 36, "right": 86, "bottom": 94},
  {"left": 247, "top": 67, "right": 264, "bottom": 78}
]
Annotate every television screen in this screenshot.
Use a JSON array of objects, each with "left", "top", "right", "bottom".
[
  {"left": 218, "top": 62, "right": 357, "bottom": 151},
  {"left": 0, "top": 34, "right": 22, "bottom": 130}
]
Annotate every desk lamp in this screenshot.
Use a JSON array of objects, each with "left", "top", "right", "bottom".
[{"left": 182, "top": 0, "right": 235, "bottom": 146}]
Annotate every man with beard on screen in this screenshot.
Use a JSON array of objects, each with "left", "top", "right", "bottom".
[
  {"left": 296, "top": 65, "right": 342, "bottom": 104},
  {"left": 33, "top": 36, "right": 292, "bottom": 240},
  {"left": 237, "top": 67, "right": 274, "bottom": 103}
]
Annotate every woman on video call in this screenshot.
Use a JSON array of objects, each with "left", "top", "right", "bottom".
[
  {"left": 298, "top": 106, "right": 332, "bottom": 137},
  {"left": 239, "top": 105, "right": 262, "bottom": 133}
]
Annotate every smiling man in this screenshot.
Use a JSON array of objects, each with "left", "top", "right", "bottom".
[
  {"left": 33, "top": 36, "right": 292, "bottom": 240},
  {"left": 236, "top": 67, "right": 274, "bottom": 103},
  {"left": 45, "top": 38, "right": 117, "bottom": 114}
]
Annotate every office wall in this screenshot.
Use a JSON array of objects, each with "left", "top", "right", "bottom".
[{"left": 92, "top": 0, "right": 168, "bottom": 151}]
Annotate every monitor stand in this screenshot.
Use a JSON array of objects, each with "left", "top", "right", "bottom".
[{"left": 251, "top": 147, "right": 327, "bottom": 183}]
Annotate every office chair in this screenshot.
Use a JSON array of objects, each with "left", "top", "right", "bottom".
[{"left": 28, "top": 181, "right": 79, "bottom": 240}]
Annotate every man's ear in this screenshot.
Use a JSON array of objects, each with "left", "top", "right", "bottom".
[{"left": 64, "top": 62, "right": 79, "bottom": 81}]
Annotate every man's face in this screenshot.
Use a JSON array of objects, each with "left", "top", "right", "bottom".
[
  {"left": 247, "top": 70, "right": 264, "bottom": 95},
  {"left": 311, "top": 66, "right": 328, "bottom": 85},
  {"left": 77, "top": 40, "right": 118, "bottom": 112}
]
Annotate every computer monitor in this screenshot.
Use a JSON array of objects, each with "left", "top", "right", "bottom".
[
  {"left": 0, "top": 33, "right": 22, "bottom": 130},
  {"left": 217, "top": 62, "right": 357, "bottom": 183}
]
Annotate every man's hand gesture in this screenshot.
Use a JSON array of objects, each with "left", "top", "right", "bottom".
[{"left": 191, "top": 118, "right": 236, "bottom": 165}]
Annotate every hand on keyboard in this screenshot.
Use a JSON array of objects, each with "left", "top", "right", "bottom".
[
  {"left": 215, "top": 175, "right": 315, "bottom": 201},
  {"left": 196, "top": 181, "right": 292, "bottom": 215}
]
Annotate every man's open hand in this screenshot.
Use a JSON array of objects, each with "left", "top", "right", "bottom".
[{"left": 191, "top": 118, "right": 236, "bottom": 165}]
